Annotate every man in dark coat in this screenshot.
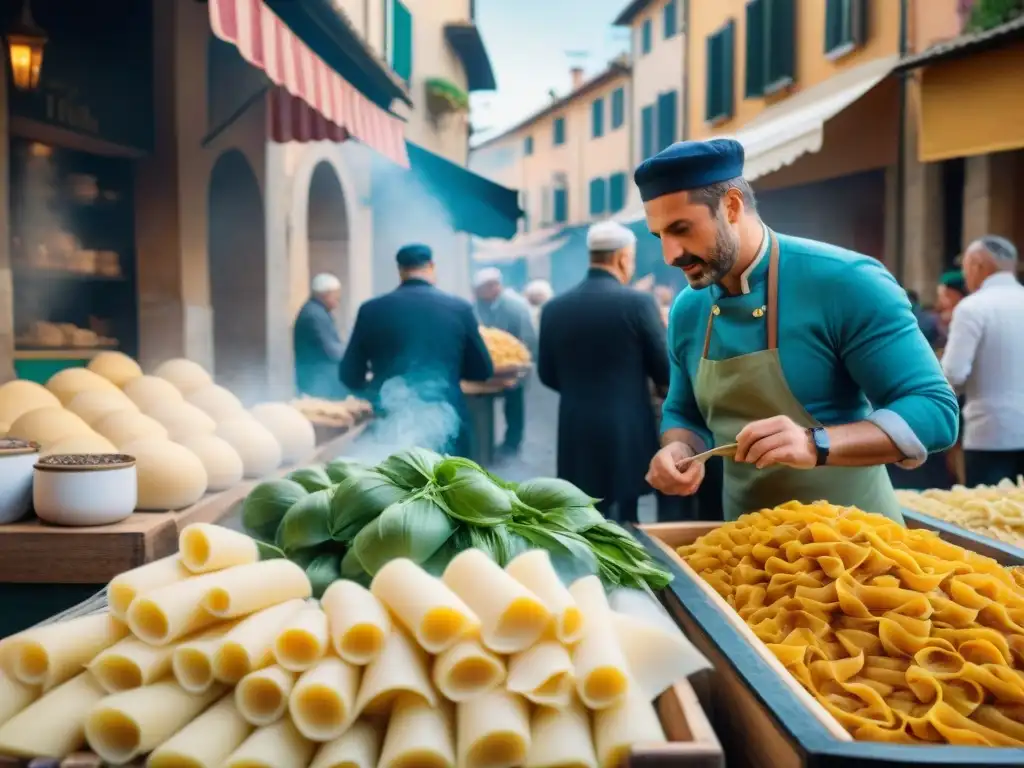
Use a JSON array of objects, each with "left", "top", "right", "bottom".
[
  {"left": 293, "top": 273, "right": 346, "bottom": 398},
  {"left": 340, "top": 244, "right": 494, "bottom": 456},
  {"left": 538, "top": 221, "right": 670, "bottom": 523}
]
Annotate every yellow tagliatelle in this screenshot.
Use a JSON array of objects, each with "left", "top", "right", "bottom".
[
  {"left": 679, "top": 501, "right": 1024, "bottom": 746},
  {"left": 897, "top": 478, "right": 1024, "bottom": 550}
]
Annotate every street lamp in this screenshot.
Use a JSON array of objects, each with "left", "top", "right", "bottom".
[{"left": 6, "top": 0, "right": 47, "bottom": 91}]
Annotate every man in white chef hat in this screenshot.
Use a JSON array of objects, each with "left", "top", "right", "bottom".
[{"left": 293, "top": 273, "right": 346, "bottom": 398}]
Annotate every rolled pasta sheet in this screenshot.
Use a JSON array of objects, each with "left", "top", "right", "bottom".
[
  {"left": 322, "top": 580, "right": 391, "bottom": 665},
  {"left": 128, "top": 574, "right": 224, "bottom": 645},
  {"left": 5, "top": 612, "right": 128, "bottom": 690},
  {"left": 84, "top": 679, "right": 227, "bottom": 765},
  {"left": 456, "top": 688, "right": 531, "bottom": 768},
  {"left": 568, "top": 577, "right": 630, "bottom": 710},
  {"left": 506, "top": 641, "right": 574, "bottom": 708},
  {"left": 107, "top": 555, "right": 192, "bottom": 621},
  {"left": 378, "top": 694, "right": 455, "bottom": 768},
  {"left": 309, "top": 719, "right": 383, "bottom": 768},
  {"left": 290, "top": 655, "right": 361, "bottom": 741},
  {"left": 224, "top": 717, "right": 316, "bottom": 768},
  {"left": 0, "top": 669, "right": 39, "bottom": 728},
  {"left": 235, "top": 664, "right": 296, "bottom": 726},
  {"left": 172, "top": 622, "right": 240, "bottom": 693},
  {"left": 0, "top": 672, "right": 105, "bottom": 758},
  {"left": 525, "top": 697, "right": 597, "bottom": 768},
  {"left": 202, "top": 559, "right": 313, "bottom": 619},
  {"left": 214, "top": 599, "right": 306, "bottom": 683},
  {"left": 593, "top": 688, "right": 666, "bottom": 768},
  {"left": 443, "top": 549, "right": 551, "bottom": 654},
  {"left": 147, "top": 694, "right": 254, "bottom": 768},
  {"left": 612, "top": 611, "right": 707, "bottom": 700},
  {"left": 88, "top": 635, "right": 175, "bottom": 693},
  {"left": 370, "top": 559, "right": 479, "bottom": 654},
  {"left": 505, "top": 549, "right": 584, "bottom": 645},
  {"left": 354, "top": 628, "right": 437, "bottom": 716},
  {"left": 274, "top": 605, "right": 330, "bottom": 671},
  {"left": 432, "top": 638, "right": 505, "bottom": 702},
  {"left": 180, "top": 523, "right": 260, "bottom": 573}
]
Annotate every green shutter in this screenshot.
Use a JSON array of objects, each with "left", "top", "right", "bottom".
[
  {"left": 592, "top": 98, "right": 605, "bottom": 138},
  {"left": 641, "top": 105, "right": 655, "bottom": 159},
  {"left": 391, "top": 0, "right": 413, "bottom": 83},
  {"left": 705, "top": 34, "right": 718, "bottom": 121},
  {"left": 721, "top": 21, "right": 735, "bottom": 120},
  {"left": 609, "top": 173, "right": 626, "bottom": 212},
  {"left": 554, "top": 188, "right": 568, "bottom": 223},
  {"left": 825, "top": 0, "right": 866, "bottom": 54},
  {"left": 745, "top": 0, "right": 765, "bottom": 98},
  {"left": 765, "top": 0, "right": 795, "bottom": 89},
  {"left": 657, "top": 90, "right": 678, "bottom": 150}
]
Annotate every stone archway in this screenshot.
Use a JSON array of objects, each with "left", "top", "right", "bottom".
[
  {"left": 207, "top": 149, "right": 268, "bottom": 403},
  {"left": 305, "top": 161, "right": 350, "bottom": 331}
]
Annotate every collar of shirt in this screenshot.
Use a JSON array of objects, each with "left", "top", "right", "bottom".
[
  {"left": 710, "top": 222, "right": 770, "bottom": 300},
  {"left": 978, "top": 272, "right": 1019, "bottom": 291}
]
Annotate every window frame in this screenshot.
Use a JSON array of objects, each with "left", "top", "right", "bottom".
[
  {"left": 386, "top": 0, "right": 413, "bottom": 84},
  {"left": 523, "top": 135, "right": 534, "bottom": 156},
  {"left": 825, "top": 0, "right": 868, "bottom": 60},
  {"left": 744, "top": 0, "right": 795, "bottom": 99}
]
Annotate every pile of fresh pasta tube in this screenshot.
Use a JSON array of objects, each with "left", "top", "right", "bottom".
[{"left": 0, "top": 523, "right": 697, "bottom": 767}]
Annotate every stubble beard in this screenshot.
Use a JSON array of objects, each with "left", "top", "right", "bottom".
[{"left": 684, "top": 219, "right": 740, "bottom": 290}]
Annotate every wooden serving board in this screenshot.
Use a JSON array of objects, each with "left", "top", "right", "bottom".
[{"left": 633, "top": 522, "right": 1024, "bottom": 768}]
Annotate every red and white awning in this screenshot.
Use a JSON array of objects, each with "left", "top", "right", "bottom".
[{"left": 209, "top": 0, "right": 408, "bottom": 167}]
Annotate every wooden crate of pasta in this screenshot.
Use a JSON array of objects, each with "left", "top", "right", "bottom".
[{"left": 634, "top": 502, "right": 1024, "bottom": 768}]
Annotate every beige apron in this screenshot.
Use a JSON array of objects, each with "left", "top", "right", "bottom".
[{"left": 692, "top": 231, "right": 905, "bottom": 524}]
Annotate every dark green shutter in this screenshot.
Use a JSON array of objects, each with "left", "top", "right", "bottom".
[
  {"left": 391, "top": 0, "right": 413, "bottom": 83},
  {"left": 745, "top": 0, "right": 765, "bottom": 98},
  {"left": 554, "top": 188, "right": 568, "bottom": 223},
  {"left": 852, "top": 0, "right": 868, "bottom": 46},
  {"left": 641, "top": 105, "right": 655, "bottom": 159},
  {"left": 642, "top": 19, "right": 653, "bottom": 54},
  {"left": 611, "top": 88, "right": 625, "bottom": 129},
  {"left": 554, "top": 117, "right": 565, "bottom": 145},
  {"left": 657, "top": 90, "right": 678, "bottom": 150},
  {"left": 592, "top": 98, "right": 604, "bottom": 138},
  {"left": 765, "top": 0, "right": 795, "bottom": 88},
  {"left": 825, "top": 0, "right": 866, "bottom": 54},
  {"left": 609, "top": 173, "right": 626, "bottom": 212},
  {"left": 664, "top": 0, "right": 678, "bottom": 38},
  {"left": 721, "top": 21, "right": 735, "bottom": 120},
  {"left": 704, "top": 34, "right": 717, "bottom": 121}
]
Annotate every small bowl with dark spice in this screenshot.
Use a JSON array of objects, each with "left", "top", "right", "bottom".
[
  {"left": 33, "top": 453, "right": 137, "bottom": 526},
  {"left": 0, "top": 437, "right": 40, "bottom": 524}
]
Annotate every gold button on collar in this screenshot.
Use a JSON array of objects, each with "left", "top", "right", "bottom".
[
  {"left": 752, "top": 305, "right": 766, "bottom": 318},
  {"left": 711, "top": 305, "right": 721, "bottom": 316}
]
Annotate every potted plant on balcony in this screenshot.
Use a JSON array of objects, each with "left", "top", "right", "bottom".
[{"left": 426, "top": 77, "right": 470, "bottom": 124}]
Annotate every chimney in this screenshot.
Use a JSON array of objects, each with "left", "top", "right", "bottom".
[{"left": 570, "top": 66, "right": 585, "bottom": 91}]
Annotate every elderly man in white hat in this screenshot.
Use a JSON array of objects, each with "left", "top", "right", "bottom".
[
  {"left": 537, "top": 220, "right": 670, "bottom": 524},
  {"left": 293, "top": 272, "right": 346, "bottom": 398},
  {"left": 473, "top": 266, "right": 537, "bottom": 458},
  {"left": 523, "top": 279, "right": 554, "bottom": 331}
]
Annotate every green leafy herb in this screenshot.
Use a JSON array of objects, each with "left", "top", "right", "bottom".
[
  {"left": 467, "top": 525, "right": 532, "bottom": 566},
  {"left": 276, "top": 489, "right": 335, "bottom": 555},
  {"left": 542, "top": 505, "right": 605, "bottom": 533},
  {"left": 437, "top": 463, "right": 514, "bottom": 526},
  {"left": 241, "top": 479, "right": 309, "bottom": 543},
  {"left": 509, "top": 523, "right": 599, "bottom": 585},
  {"left": 352, "top": 496, "right": 456, "bottom": 576},
  {"left": 306, "top": 553, "right": 343, "bottom": 598},
  {"left": 515, "top": 477, "right": 596, "bottom": 511},
  {"left": 340, "top": 547, "right": 371, "bottom": 587},
  {"left": 324, "top": 458, "right": 371, "bottom": 484},
  {"left": 255, "top": 541, "right": 286, "bottom": 560},
  {"left": 329, "top": 471, "right": 408, "bottom": 543},
  {"left": 286, "top": 465, "right": 334, "bottom": 493},
  {"left": 376, "top": 447, "right": 444, "bottom": 490}
]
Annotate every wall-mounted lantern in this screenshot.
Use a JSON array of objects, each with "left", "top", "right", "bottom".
[{"left": 7, "top": 0, "right": 47, "bottom": 91}]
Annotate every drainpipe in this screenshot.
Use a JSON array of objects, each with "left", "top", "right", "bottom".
[
  {"left": 894, "top": 0, "right": 909, "bottom": 281},
  {"left": 681, "top": 0, "right": 690, "bottom": 140}
]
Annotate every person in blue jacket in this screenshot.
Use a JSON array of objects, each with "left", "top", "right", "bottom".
[
  {"left": 293, "top": 273, "right": 346, "bottom": 398},
  {"left": 641, "top": 139, "right": 959, "bottom": 523},
  {"left": 339, "top": 244, "right": 494, "bottom": 455}
]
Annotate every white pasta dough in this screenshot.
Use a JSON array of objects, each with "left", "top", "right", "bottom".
[
  {"left": 525, "top": 697, "right": 598, "bottom": 768},
  {"left": 180, "top": 523, "right": 260, "bottom": 574},
  {"left": 128, "top": 574, "right": 224, "bottom": 645},
  {"left": 4, "top": 612, "right": 127, "bottom": 690},
  {"left": 322, "top": 580, "right": 392, "bottom": 665},
  {"left": 506, "top": 641, "right": 574, "bottom": 708},
  {"left": 172, "top": 622, "right": 240, "bottom": 693},
  {"left": 107, "top": 555, "right": 192, "bottom": 621},
  {"left": 148, "top": 694, "right": 253, "bottom": 768},
  {"left": 568, "top": 577, "right": 630, "bottom": 710},
  {"left": 0, "top": 672, "right": 106, "bottom": 759},
  {"left": 0, "top": 670, "right": 39, "bottom": 728},
  {"left": 593, "top": 689, "right": 666, "bottom": 768},
  {"left": 309, "top": 720, "right": 383, "bottom": 768},
  {"left": 289, "top": 655, "right": 361, "bottom": 741},
  {"left": 214, "top": 599, "right": 306, "bottom": 683},
  {"left": 370, "top": 559, "right": 478, "bottom": 654},
  {"left": 84, "top": 679, "right": 227, "bottom": 764},
  {"left": 235, "top": 664, "right": 296, "bottom": 726},
  {"left": 378, "top": 695, "right": 455, "bottom": 768},
  {"left": 225, "top": 717, "right": 316, "bottom": 768},
  {"left": 354, "top": 628, "right": 437, "bottom": 716},
  {"left": 88, "top": 635, "right": 175, "bottom": 693},
  {"left": 505, "top": 549, "right": 584, "bottom": 645},
  {"left": 457, "top": 688, "right": 531, "bottom": 768},
  {"left": 432, "top": 638, "right": 505, "bottom": 702},
  {"left": 612, "top": 610, "right": 706, "bottom": 700},
  {"left": 202, "top": 559, "right": 313, "bottom": 619},
  {"left": 274, "top": 605, "right": 330, "bottom": 671},
  {"left": 443, "top": 548, "right": 551, "bottom": 653}
]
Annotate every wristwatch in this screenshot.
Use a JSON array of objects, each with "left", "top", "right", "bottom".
[{"left": 809, "top": 427, "right": 830, "bottom": 467}]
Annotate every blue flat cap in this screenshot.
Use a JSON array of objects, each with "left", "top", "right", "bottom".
[
  {"left": 634, "top": 139, "right": 745, "bottom": 203},
  {"left": 396, "top": 243, "right": 433, "bottom": 268}
]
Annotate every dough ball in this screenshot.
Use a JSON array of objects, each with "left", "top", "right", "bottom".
[
  {"left": 147, "top": 401, "right": 217, "bottom": 442},
  {"left": 42, "top": 432, "right": 119, "bottom": 456},
  {"left": 176, "top": 434, "right": 244, "bottom": 492},
  {"left": 250, "top": 402, "right": 316, "bottom": 465},
  {"left": 187, "top": 384, "right": 246, "bottom": 422},
  {"left": 0, "top": 380, "right": 61, "bottom": 425},
  {"left": 95, "top": 410, "right": 169, "bottom": 449},
  {"left": 45, "top": 367, "right": 119, "bottom": 405},
  {"left": 153, "top": 358, "right": 213, "bottom": 394},
  {"left": 7, "top": 407, "right": 93, "bottom": 449},
  {"left": 87, "top": 351, "right": 143, "bottom": 388},
  {"left": 67, "top": 389, "right": 138, "bottom": 426},
  {"left": 123, "top": 375, "right": 185, "bottom": 412},
  {"left": 215, "top": 416, "right": 282, "bottom": 478},
  {"left": 122, "top": 438, "right": 208, "bottom": 511}
]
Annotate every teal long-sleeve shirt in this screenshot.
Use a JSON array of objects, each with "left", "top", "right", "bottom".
[{"left": 662, "top": 233, "right": 959, "bottom": 466}]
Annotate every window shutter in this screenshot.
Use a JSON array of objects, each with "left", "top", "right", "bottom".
[
  {"left": 641, "top": 105, "right": 655, "bottom": 160},
  {"left": 642, "top": 19, "right": 653, "bottom": 54},
  {"left": 745, "top": 0, "right": 765, "bottom": 97},
  {"left": 852, "top": 0, "right": 868, "bottom": 46},
  {"left": 664, "top": 0, "right": 678, "bottom": 38},
  {"left": 592, "top": 98, "right": 604, "bottom": 138},
  {"left": 554, "top": 188, "right": 568, "bottom": 223},
  {"left": 611, "top": 88, "right": 625, "bottom": 129},
  {"left": 704, "top": 34, "right": 718, "bottom": 121},
  {"left": 657, "top": 90, "right": 678, "bottom": 150},
  {"left": 766, "top": 0, "right": 795, "bottom": 87},
  {"left": 553, "top": 117, "right": 565, "bottom": 145},
  {"left": 589, "top": 178, "right": 607, "bottom": 215},
  {"left": 391, "top": 0, "right": 413, "bottom": 83},
  {"left": 721, "top": 20, "right": 735, "bottom": 120},
  {"left": 524, "top": 136, "right": 533, "bottom": 156},
  {"left": 609, "top": 173, "right": 626, "bottom": 212}
]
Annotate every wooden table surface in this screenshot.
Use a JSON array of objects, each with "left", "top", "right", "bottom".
[{"left": 0, "top": 422, "right": 368, "bottom": 584}]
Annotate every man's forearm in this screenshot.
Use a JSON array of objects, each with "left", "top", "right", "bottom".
[
  {"left": 823, "top": 421, "right": 905, "bottom": 467},
  {"left": 661, "top": 428, "right": 707, "bottom": 455}
]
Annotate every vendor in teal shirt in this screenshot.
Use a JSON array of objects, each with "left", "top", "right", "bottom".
[{"left": 639, "top": 139, "right": 959, "bottom": 522}]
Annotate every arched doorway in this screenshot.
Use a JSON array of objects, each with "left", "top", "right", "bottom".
[
  {"left": 207, "top": 149, "right": 268, "bottom": 403},
  {"left": 305, "top": 161, "right": 350, "bottom": 331}
]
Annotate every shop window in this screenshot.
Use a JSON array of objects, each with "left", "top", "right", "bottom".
[
  {"left": 825, "top": 0, "right": 868, "bottom": 57},
  {"left": 553, "top": 116, "right": 566, "bottom": 146},
  {"left": 589, "top": 178, "right": 607, "bottom": 216},
  {"left": 609, "top": 172, "right": 627, "bottom": 213},
  {"left": 657, "top": 90, "right": 678, "bottom": 151},
  {"left": 641, "top": 104, "right": 655, "bottom": 161},
  {"left": 387, "top": 0, "right": 414, "bottom": 84},
  {"left": 664, "top": 0, "right": 679, "bottom": 38},
  {"left": 641, "top": 18, "right": 653, "bottom": 54},
  {"left": 592, "top": 97, "right": 605, "bottom": 139},
  {"left": 745, "top": 0, "right": 796, "bottom": 98},
  {"left": 705, "top": 20, "right": 735, "bottom": 123},
  {"left": 524, "top": 135, "right": 534, "bottom": 156},
  {"left": 553, "top": 187, "right": 568, "bottom": 223},
  {"left": 611, "top": 87, "right": 626, "bottom": 130}
]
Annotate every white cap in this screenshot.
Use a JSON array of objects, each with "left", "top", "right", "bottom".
[
  {"left": 473, "top": 267, "right": 503, "bottom": 288},
  {"left": 311, "top": 273, "right": 342, "bottom": 293},
  {"left": 586, "top": 220, "right": 636, "bottom": 251},
  {"left": 524, "top": 279, "right": 554, "bottom": 303}
]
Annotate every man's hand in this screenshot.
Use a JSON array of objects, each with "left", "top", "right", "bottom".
[
  {"left": 646, "top": 442, "right": 705, "bottom": 496},
  {"left": 735, "top": 415, "right": 817, "bottom": 469}
]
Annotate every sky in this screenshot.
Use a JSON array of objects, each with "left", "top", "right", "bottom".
[{"left": 469, "top": 0, "right": 633, "bottom": 145}]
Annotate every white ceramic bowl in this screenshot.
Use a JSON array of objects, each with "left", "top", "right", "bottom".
[
  {"left": 33, "top": 453, "right": 138, "bottom": 526},
  {"left": 0, "top": 438, "right": 40, "bottom": 524}
]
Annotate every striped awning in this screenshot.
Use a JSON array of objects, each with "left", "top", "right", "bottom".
[{"left": 208, "top": 0, "right": 408, "bottom": 166}]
